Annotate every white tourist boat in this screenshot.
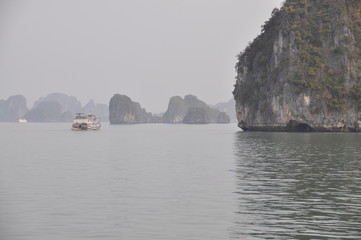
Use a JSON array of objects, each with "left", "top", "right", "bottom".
[{"left": 71, "top": 113, "right": 101, "bottom": 130}]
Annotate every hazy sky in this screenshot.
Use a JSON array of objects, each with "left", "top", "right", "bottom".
[{"left": 0, "top": 0, "right": 283, "bottom": 113}]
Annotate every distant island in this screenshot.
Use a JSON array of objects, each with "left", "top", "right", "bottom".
[
  {"left": 109, "top": 94, "right": 230, "bottom": 124},
  {"left": 162, "top": 94, "right": 230, "bottom": 124},
  {"left": 109, "top": 94, "right": 156, "bottom": 124},
  {"left": 233, "top": 0, "right": 361, "bottom": 132},
  {"left": 0, "top": 93, "right": 108, "bottom": 122},
  {"left": 0, "top": 95, "right": 28, "bottom": 122},
  {"left": 0, "top": 92, "right": 232, "bottom": 124}
]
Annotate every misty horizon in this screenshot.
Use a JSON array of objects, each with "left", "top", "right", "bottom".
[
  {"left": 0, "top": 0, "right": 283, "bottom": 113},
  {"left": 2, "top": 91, "right": 235, "bottom": 113}
]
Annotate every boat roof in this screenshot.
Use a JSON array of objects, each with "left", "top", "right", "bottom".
[{"left": 74, "top": 113, "right": 98, "bottom": 119}]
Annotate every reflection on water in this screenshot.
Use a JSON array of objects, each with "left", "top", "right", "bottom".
[{"left": 232, "top": 132, "right": 361, "bottom": 239}]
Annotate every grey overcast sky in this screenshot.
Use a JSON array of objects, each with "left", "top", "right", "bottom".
[{"left": 0, "top": 0, "right": 283, "bottom": 113}]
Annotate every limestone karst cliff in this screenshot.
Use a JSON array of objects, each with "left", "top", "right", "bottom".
[
  {"left": 34, "top": 92, "right": 82, "bottom": 114},
  {"left": 213, "top": 98, "right": 237, "bottom": 122},
  {"left": 162, "top": 96, "right": 188, "bottom": 123},
  {"left": 163, "top": 94, "right": 230, "bottom": 124},
  {"left": 83, "top": 100, "right": 109, "bottom": 122},
  {"left": 0, "top": 95, "right": 28, "bottom": 121},
  {"left": 109, "top": 94, "right": 230, "bottom": 124},
  {"left": 24, "top": 101, "right": 72, "bottom": 122},
  {"left": 26, "top": 93, "right": 108, "bottom": 122},
  {"left": 0, "top": 92, "right": 110, "bottom": 122},
  {"left": 233, "top": 0, "right": 361, "bottom": 131},
  {"left": 109, "top": 94, "right": 154, "bottom": 124}
]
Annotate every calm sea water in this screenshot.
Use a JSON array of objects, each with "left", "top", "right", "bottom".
[{"left": 1, "top": 123, "right": 361, "bottom": 240}]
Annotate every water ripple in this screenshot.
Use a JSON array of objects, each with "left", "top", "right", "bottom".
[{"left": 232, "top": 132, "right": 361, "bottom": 239}]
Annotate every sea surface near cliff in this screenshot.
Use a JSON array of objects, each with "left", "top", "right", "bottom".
[{"left": 1, "top": 123, "right": 361, "bottom": 239}]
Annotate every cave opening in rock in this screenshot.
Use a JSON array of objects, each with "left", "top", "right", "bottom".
[{"left": 286, "top": 120, "right": 313, "bottom": 132}]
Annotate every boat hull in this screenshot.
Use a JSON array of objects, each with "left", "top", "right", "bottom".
[{"left": 71, "top": 123, "right": 101, "bottom": 130}]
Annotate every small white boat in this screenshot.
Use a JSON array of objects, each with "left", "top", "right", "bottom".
[
  {"left": 18, "top": 118, "right": 27, "bottom": 123},
  {"left": 71, "top": 113, "right": 101, "bottom": 130}
]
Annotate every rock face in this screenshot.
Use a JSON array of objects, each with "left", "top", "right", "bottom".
[
  {"left": 93, "top": 103, "right": 109, "bottom": 122},
  {"left": 0, "top": 95, "right": 29, "bottom": 121},
  {"left": 162, "top": 96, "right": 188, "bottom": 123},
  {"left": 82, "top": 100, "right": 109, "bottom": 122},
  {"left": 30, "top": 93, "right": 109, "bottom": 122},
  {"left": 109, "top": 94, "right": 230, "bottom": 124},
  {"left": 109, "top": 94, "right": 153, "bottom": 124},
  {"left": 163, "top": 94, "right": 230, "bottom": 124},
  {"left": 233, "top": 0, "right": 361, "bottom": 132},
  {"left": 34, "top": 92, "right": 82, "bottom": 113},
  {"left": 217, "top": 112, "right": 231, "bottom": 124},
  {"left": 29, "top": 92, "right": 83, "bottom": 122},
  {"left": 82, "top": 100, "right": 96, "bottom": 113},
  {"left": 183, "top": 107, "right": 209, "bottom": 124},
  {"left": 24, "top": 101, "right": 72, "bottom": 122},
  {"left": 214, "top": 98, "right": 237, "bottom": 122}
]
